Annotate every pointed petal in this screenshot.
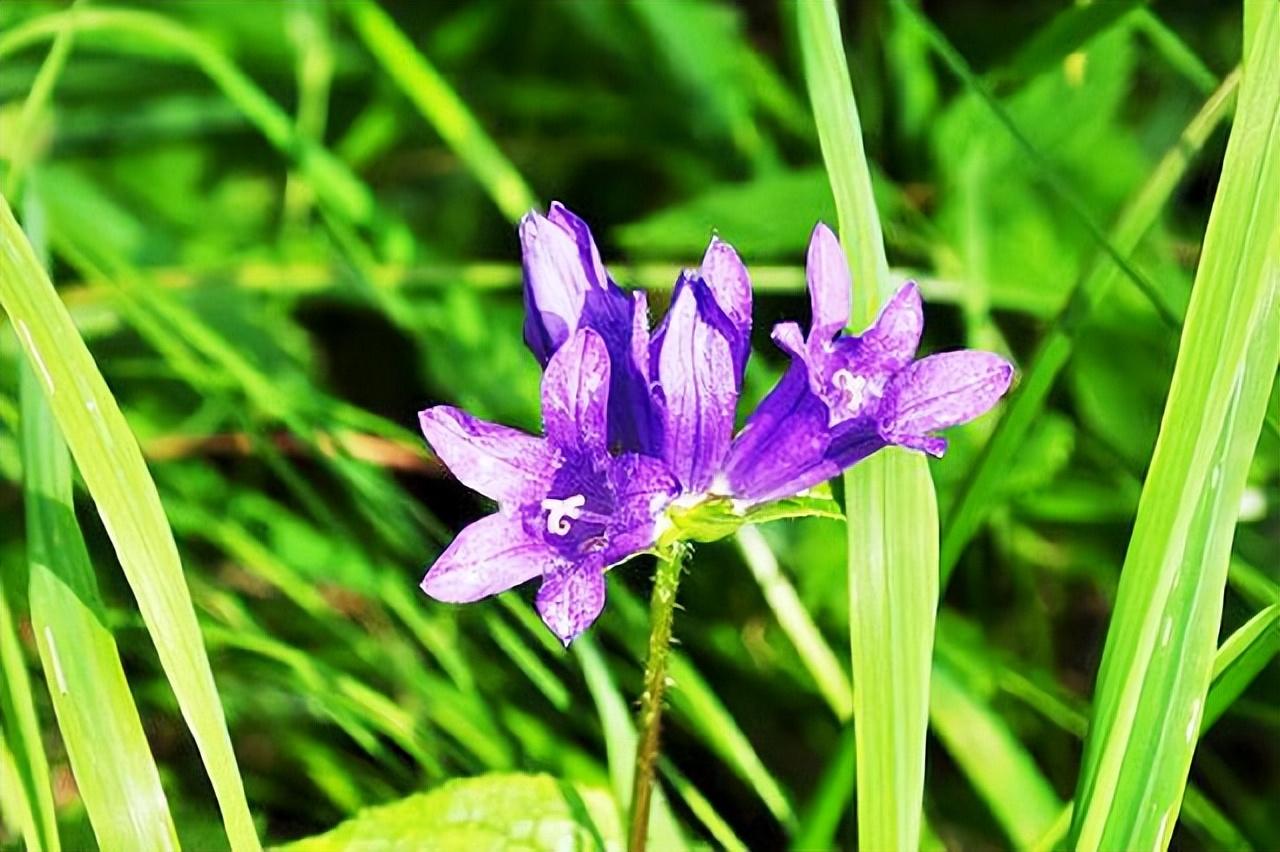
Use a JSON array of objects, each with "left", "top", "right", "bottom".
[
  {"left": 547, "top": 201, "right": 608, "bottom": 290},
  {"left": 536, "top": 556, "right": 607, "bottom": 645},
  {"left": 771, "top": 321, "right": 808, "bottom": 360},
  {"left": 807, "top": 223, "right": 852, "bottom": 341},
  {"left": 605, "top": 453, "right": 679, "bottom": 564},
  {"left": 724, "top": 360, "right": 834, "bottom": 503},
  {"left": 655, "top": 273, "right": 738, "bottom": 492},
  {"left": 701, "top": 236, "right": 753, "bottom": 381},
  {"left": 878, "top": 350, "right": 1014, "bottom": 450},
  {"left": 856, "top": 281, "right": 923, "bottom": 374},
  {"left": 421, "top": 513, "right": 552, "bottom": 603},
  {"left": 420, "top": 406, "right": 556, "bottom": 506},
  {"left": 542, "top": 328, "right": 611, "bottom": 452},
  {"left": 521, "top": 210, "right": 591, "bottom": 363}
]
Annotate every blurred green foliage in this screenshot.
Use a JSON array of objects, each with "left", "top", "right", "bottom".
[{"left": 0, "top": 1, "right": 1276, "bottom": 850}]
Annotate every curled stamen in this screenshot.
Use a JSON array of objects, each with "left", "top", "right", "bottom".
[
  {"left": 542, "top": 493, "right": 587, "bottom": 535},
  {"left": 832, "top": 368, "right": 868, "bottom": 412}
]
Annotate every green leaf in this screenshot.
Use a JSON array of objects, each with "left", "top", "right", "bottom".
[
  {"left": 663, "top": 488, "right": 842, "bottom": 546},
  {"left": 799, "top": 4, "right": 939, "bottom": 852},
  {"left": 1069, "top": 6, "right": 1280, "bottom": 849},
  {"left": 277, "top": 774, "right": 622, "bottom": 852},
  {"left": 0, "top": 193, "right": 259, "bottom": 851}
]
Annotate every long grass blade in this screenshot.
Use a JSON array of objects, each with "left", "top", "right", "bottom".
[
  {"left": 798, "top": 3, "right": 939, "bottom": 850},
  {"left": 0, "top": 193, "right": 261, "bottom": 851},
  {"left": 21, "top": 358, "right": 181, "bottom": 851},
  {"left": 736, "top": 527, "right": 852, "bottom": 720},
  {"left": 1069, "top": 6, "right": 1280, "bottom": 848}
]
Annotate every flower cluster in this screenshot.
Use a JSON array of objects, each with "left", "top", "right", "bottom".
[{"left": 420, "top": 204, "right": 1013, "bottom": 644}]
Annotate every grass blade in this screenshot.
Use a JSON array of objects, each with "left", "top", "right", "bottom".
[
  {"left": 736, "top": 527, "right": 852, "bottom": 720},
  {"left": 0, "top": 581, "right": 59, "bottom": 852},
  {"left": 344, "top": 0, "right": 537, "bottom": 222},
  {"left": 1069, "top": 6, "right": 1280, "bottom": 848},
  {"left": 17, "top": 188, "right": 178, "bottom": 851},
  {"left": 798, "top": 3, "right": 938, "bottom": 850},
  {"left": 21, "top": 359, "right": 181, "bottom": 851},
  {"left": 0, "top": 193, "right": 261, "bottom": 851},
  {"left": 1202, "top": 604, "right": 1280, "bottom": 732}
]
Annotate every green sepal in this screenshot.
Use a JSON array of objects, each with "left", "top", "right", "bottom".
[{"left": 657, "top": 485, "right": 844, "bottom": 549}]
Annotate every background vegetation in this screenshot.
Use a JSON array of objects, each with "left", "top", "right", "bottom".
[{"left": 0, "top": 1, "right": 1276, "bottom": 850}]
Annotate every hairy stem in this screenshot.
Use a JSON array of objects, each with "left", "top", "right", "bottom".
[{"left": 628, "top": 546, "right": 687, "bottom": 852}]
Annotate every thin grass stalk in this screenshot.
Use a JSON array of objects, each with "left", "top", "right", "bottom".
[{"left": 798, "top": 3, "right": 939, "bottom": 850}]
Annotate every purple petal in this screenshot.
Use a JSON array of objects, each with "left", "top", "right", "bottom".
[
  {"left": 604, "top": 453, "right": 679, "bottom": 564},
  {"left": 605, "top": 290, "right": 662, "bottom": 456},
  {"left": 856, "top": 281, "right": 923, "bottom": 374},
  {"left": 536, "top": 555, "right": 607, "bottom": 645},
  {"left": 521, "top": 210, "right": 589, "bottom": 364},
  {"left": 421, "top": 513, "right": 553, "bottom": 603},
  {"left": 542, "top": 328, "right": 611, "bottom": 452},
  {"left": 653, "top": 273, "right": 738, "bottom": 493},
  {"left": 806, "top": 223, "right": 852, "bottom": 341},
  {"left": 419, "top": 406, "right": 557, "bottom": 506},
  {"left": 724, "top": 360, "right": 834, "bottom": 503},
  {"left": 547, "top": 201, "right": 608, "bottom": 290},
  {"left": 771, "top": 321, "right": 808, "bottom": 360},
  {"left": 878, "top": 350, "right": 1014, "bottom": 453},
  {"left": 700, "top": 236, "right": 753, "bottom": 381}
]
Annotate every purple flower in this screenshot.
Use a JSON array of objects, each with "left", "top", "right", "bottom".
[
  {"left": 521, "top": 201, "right": 752, "bottom": 496},
  {"left": 419, "top": 329, "right": 678, "bottom": 645},
  {"left": 521, "top": 202, "right": 659, "bottom": 455},
  {"left": 724, "top": 223, "right": 1014, "bottom": 503}
]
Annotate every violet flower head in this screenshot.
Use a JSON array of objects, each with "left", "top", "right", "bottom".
[
  {"left": 724, "top": 223, "right": 1014, "bottom": 503},
  {"left": 521, "top": 202, "right": 658, "bottom": 455},
  {"left": 419, "top": 329, "right": 678, "bottom": 645}
]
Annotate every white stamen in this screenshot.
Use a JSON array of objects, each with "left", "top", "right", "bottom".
[
  {"left": 542, "top": 494, "right": 586, "bottom": 535},
  {"left": 832, "top": 368, "right": 868, "bottom": 411}
]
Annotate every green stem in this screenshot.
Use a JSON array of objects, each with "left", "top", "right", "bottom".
[{"left": 628, "top": 546, "right": 687, "bottom": 852}]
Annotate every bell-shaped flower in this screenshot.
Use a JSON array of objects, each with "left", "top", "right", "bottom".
[
  {"left": 521, "top": 202, "right": 659, "bottom": 455},
  {"left": 419, "top": 329, "right": 679, "bottom": 645},
  {"left": 724, "top": 223, "right": 1013, "bottom": 503}
]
